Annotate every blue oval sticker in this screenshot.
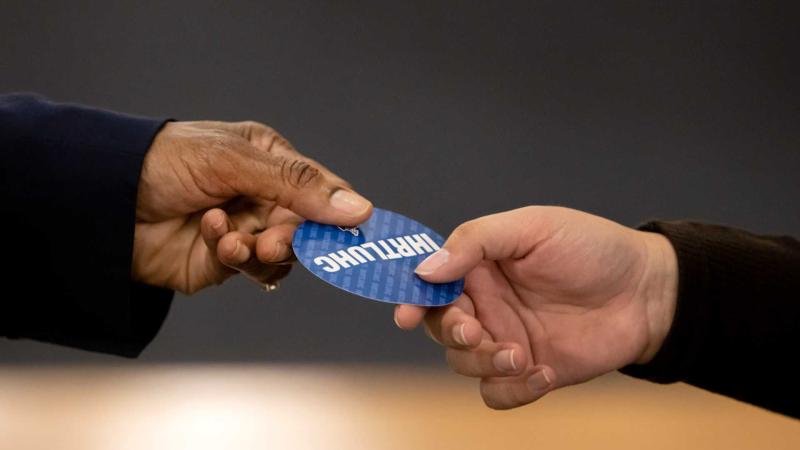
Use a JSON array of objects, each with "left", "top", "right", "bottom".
[{"left": 292, "top": 208, "right": 463, "bottom": 306}]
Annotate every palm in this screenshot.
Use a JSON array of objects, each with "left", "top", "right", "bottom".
[{"left": 463, "top": 211, "right": 651, "bottom": 388}]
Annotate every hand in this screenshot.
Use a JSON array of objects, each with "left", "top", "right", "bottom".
[
  {"left": 133, "top": 120, "right": 372, "bottom": 294},
  {"left": 394, "top": 206, "right": 678, "bottom": 409}
]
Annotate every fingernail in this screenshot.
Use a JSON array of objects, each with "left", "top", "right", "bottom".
[
  {"left": 330, "top": 189, "right": 371, "bottom": 216},
  {"left": 393, "top": 309, "right": 402, "bottom": 329},
  {"left": 274, "top": 241, "right": 287, "bottom": 260},
  {"left": 527, "top": 368, "right": 553, "bottom": 393},
  {"left": 452, "top": 323, "right": 468, "bottom": 346},
  {"left": 234, "top": 240, "right": 250, "bottom": 261},
  {"left": 415, "top": 249, "right": 449, "bottom": 275},
  {"left": 492, "top": 349, "right": 518, "bottom": 373},
  {"left": 212, "top": 216, "right": 225, "bottom": 232}
]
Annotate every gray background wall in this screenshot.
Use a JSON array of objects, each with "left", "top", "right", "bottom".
[{"left": 1, "top": 1, "right": 798, "bottom": 364}]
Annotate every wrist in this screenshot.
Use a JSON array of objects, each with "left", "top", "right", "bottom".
[{"left": 635, "top": 231, "right": 679, "bottom": 364}]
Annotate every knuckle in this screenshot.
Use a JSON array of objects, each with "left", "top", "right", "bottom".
[
  {"left": 236, "top": 121, "right": 269, "bottom": 140},
  {"left": 233, "top": 121, "right": 298, "bottom": 155},
  {"left": 452, "top": 219, "right": 480, "bottom": 240},
  {"left": 272, "top": 133, "right": 297, "bottom": 153},
  {"left": 277, "top": 156, "right": 322, "bottom": 189},
  {"left": 257, "top": 126, "right": 296, "bottom": 154},
  {"left": 206, "top": 131, "right": 238, "bottom": 153},
  {"left": 241, "top": 120, "right": 265, "bottom": 130}
]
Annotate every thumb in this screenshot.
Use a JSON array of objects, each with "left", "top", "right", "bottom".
[
  {"left": 414, "top": 207, "right": 550, "bottom": 283},
  {"left": 231, "top": 147, "right": 373, "bottom": 227},
  {"left": 206, "top": 120, "right": 373, "bottom": 226}
]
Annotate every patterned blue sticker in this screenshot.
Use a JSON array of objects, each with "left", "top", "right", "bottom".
[{"left": 292, "top": 208, "right": 463, "bottom": 306}]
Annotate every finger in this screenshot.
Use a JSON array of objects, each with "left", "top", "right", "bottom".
[
  {"left": 217, "top": 231, "right": 291, "bottom": 284},
  {"left": 201, "top": 208, "right": 232, "bottom": 252},
  {"left": 217, "top": 123, "right": 373, "bottom": 226},
  {"left": 446, "top": 340, "right": 527, "bottom": 377},
  {"left": 200, "top": 208, "right": 237, "bottom": 281},
  {"left": 479, "top": 365, "right": 557, "bottom": 410},
  {"left": 423, "top": 298, "right": 482, "bottom": 349},
  {"left": 394, "top": 305, "right": 427, "bottom": 330},
  {"left": 414, "top": 207, "right": 552, "bottom": 283},
  {"left": 217, "top": 231, "right": 257, "bottom": 268},
  {"left": 255, "top": 223, "right": 296, "bottom": 264}
]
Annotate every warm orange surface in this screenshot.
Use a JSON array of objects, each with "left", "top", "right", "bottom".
[{"left": 0, "top": 365, "right": 798, "bottom": 450}]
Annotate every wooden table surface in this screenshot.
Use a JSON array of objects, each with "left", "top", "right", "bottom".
[{"left": 1, "top": 365, "right": 797, "bottom": 450}]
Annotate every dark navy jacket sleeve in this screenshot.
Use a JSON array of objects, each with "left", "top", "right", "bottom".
[{"left": 0, "top": 93, "right": 173, "bottom": 357}]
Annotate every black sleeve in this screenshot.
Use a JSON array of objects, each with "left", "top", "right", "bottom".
[
  {"left": 0, "top": 93, "right": 174, "bottom": 357},
  {"left": 620, "top": 221, "right": 800, "bottom": 418}
]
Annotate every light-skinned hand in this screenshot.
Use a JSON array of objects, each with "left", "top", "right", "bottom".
[{"left": 394, "top": 206, "right": 677, "bottom": 409}]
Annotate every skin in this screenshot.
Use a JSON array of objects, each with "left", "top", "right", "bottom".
[
  {"left": 394, "top": 206, "right": 678, "bottom": 410},
  {"left": 132, "top": 120, "right": 373, "bottom": 294},
  {"left": 132, "top": 125, "right": 675, "bottom": 410}
]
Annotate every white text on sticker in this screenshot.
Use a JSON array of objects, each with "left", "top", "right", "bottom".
[{"left": 313, "top": 233, "right": 440, "bottom": 273}]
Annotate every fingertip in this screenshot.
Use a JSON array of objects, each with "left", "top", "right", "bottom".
[
  {"left": 449, "top": 321, "right": 478, "bottom": 348},
  {"left": 414, "top": 249, "right": 449, "bottom": 278},
  {"left": 273, "top": 241, "right": 291, "bottom": 262},
  {"left": 218, "top": 233, "right": 252, "bottom": 265},
  {"left": 478, "top": 364, "right": 555, "bottom": 410},
  {"left": 436, "top": 309, "right": 481, "bottom": 349},
  {"left": 491, "top": 344, "right": 526, "bottom": 375},
  {"left": 394, "top": 304, "right": 426, "bottom": 330},
  {"left": 479, "top": 378, "right": 534, "bottom": 411},
  {"left": 217, "top": 234, "right": 237, "bottom": 260},
  {"left": 460, "top": 319, "right": 483, "bottom": 348},
  {"left": 481, "top": 393, "right": 517, "bottom": 411},
  {"left": 201, "top": 208, "right": 228, "bottom": 239},
  {"left": 350, "top": 193, "right": 373, "bottom": 223},
  {"left": 328, "top": 189, "right": 373, "bottom": 225},
  {"left": 414, "top": 247, "right": 472, "bottom": 284},
  {"left": 254, "top": 223, "right": 297, "bottom": 263},
  {"left": 393, "top": 306, "right": 403, "bottom": 329},
  {"left": 526, "top": 365, "right": 556, "bottom": 394}
]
